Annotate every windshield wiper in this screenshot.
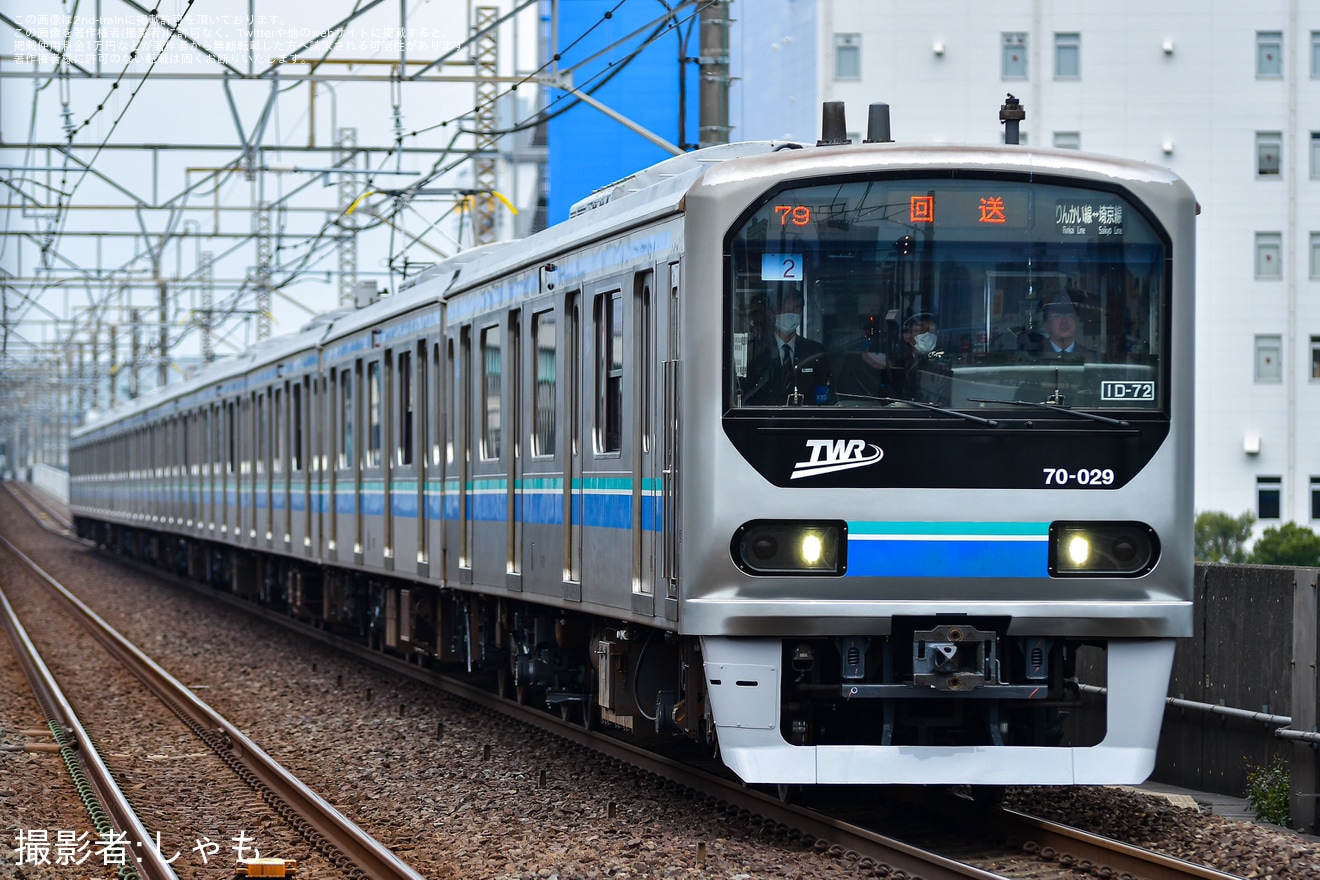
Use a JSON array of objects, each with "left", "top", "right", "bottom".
[
  {"left": 836, "top": 393, "right": 1000, "bottom": 426},
  {"left": 966, "top": 397, "right": 1130, "bottom": 427}
]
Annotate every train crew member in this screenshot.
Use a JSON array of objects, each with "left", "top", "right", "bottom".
[
  {"left": 1019, "top": 292, "right": 1091, "bottom": 358},
  {"left": 741, "top": 289, "right": 834, "bottom": 405},
  {"left": 846, "top": 312, "right": 949, "bottom": 405}
]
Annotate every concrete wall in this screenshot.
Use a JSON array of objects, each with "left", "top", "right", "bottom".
[{"left": 1073, "top": 562, "right": 1320, "bottom": 829}]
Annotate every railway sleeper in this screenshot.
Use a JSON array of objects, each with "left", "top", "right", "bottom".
[{"left": 85, "top": 524, "right": 710, "bottom": 749}]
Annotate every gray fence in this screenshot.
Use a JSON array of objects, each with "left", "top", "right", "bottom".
[{"left": 1072, "top": 563, "right": 1320, "bottom": 831}]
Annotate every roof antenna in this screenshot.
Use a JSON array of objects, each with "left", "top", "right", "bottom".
[
  {"left": 817, "top": 102, "right": 851, "bottom": 146},
  {"left": 1000, "top": 94, "right": 1025, "bottom": 145},
  {"left": 863, "top": 103, "right": 893, "bottom": 143}
]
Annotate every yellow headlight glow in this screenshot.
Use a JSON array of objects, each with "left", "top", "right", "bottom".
[
  {"left": 1049, "top": 521, "right": 1159, "bottom": 577},
  {"left": 1067, "top": 535, "right": 1091, "bottom": 565},
  {"left": 733, "top": 520, "right": 846, "bottom": 575},
  {"left": 801, "top": 533, "right": 823, "bottom": 564}
]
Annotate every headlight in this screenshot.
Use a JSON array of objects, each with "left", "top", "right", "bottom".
[
  {"left": 1049, "top": 522, "right": 1159, "bottom": 577},
  {"left": 733, "top": 520, "right": 847, "bottom": 576}
]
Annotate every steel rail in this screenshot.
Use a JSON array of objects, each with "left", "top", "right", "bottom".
[
  {"left": 0, "top": 532, "right": 427, "bottom": 880},
  {"left": 18, "top": 504, "right": 1253, "bottom": 880},
  {"left": 0, "top": 555, "right": 179, "bottom": 880},
  {"left": 6, "top": 481, "right": 74, "bottom": 533},
  {"left": 79, "top": 540, "right": 1005, "bottom": 880},
  {"left": 935, "top": 795, "right": 1248, "bottom": 880}
]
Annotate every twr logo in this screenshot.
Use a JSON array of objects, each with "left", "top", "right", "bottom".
[{"left": 791, "top": 439, "right": 884, "bottom": 480}]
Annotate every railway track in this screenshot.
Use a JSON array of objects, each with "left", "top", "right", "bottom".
[
  {"left": 0, "top": 521, "right": 427, "bottom": 880},
  {"left": 2, "top": 483, "right": 1255, "bottom": 880}
]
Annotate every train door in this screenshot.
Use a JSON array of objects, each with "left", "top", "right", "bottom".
[
  {"left": 303, "top": 375, "right": 315, "bottom": 557},
  {"left": 352, "top": 358, "right": 365, "bottom": 564},
  {"left": 245, "top": 392, "right": 257, "bottom": 543},
  {"left": 632, "top": 270, "right": 656, "bottom": 615},
  {"left": 289, "top": 378, "right": 302, "bottom": 552},
  {"left": 422, "top": 339, "right": 441, "bottom": 580},
  {"left": 277, "top": 383, "right": 289, "bottom": 548},
  {"left": 506, "top": 311, "right": 522, "bottom": 587},
  {"left": 458, "top": 328, "right": 473, "bottom": 579},
  {"left": 478, "top": 320, "right": 504, "bottom": 585},
  {"left": 563, "top": 291, "right": 582, "bottom": 596},
  {"left": 268, "top": 385, "right": 279, "bottom": 546},
  {"left": 415, "top": 339, "right": 429, "bottom": 578},
  {"left": 225, "top": 399, "right": 237, "bottom": 538},
  {"left": 327, "top": 369, "right": 339, "bottom": 557},
  {"left": 333, "top": 362, "right": 359, "bottom": 563},
  {"left": 662, "top": 260, "right": 681, "bottom": 613},
  {"left": 392, "top": 342, "right": 422, "bottom": 573},
  {"left": 363, "top": 352, "right": 387, "bottom": 570}
]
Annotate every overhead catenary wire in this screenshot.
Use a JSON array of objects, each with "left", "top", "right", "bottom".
[{"left": 5, "top": 0, "right": 705, "bottom": 398}]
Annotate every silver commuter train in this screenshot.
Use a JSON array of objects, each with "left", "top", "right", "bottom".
[{"left": 69, "top": 105, "right": 1196, "bottom": 788}]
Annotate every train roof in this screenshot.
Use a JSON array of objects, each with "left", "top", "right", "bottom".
[
  {"left": 404, "top": 142, "right": 785, "bottom": 302},
  {"left": 71, "top": 139, "right": 1187, "bottom": 443}
]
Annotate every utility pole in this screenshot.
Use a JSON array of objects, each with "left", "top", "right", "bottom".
[{"left": 698, "top": 0, "right": 732, "bottom": 147}]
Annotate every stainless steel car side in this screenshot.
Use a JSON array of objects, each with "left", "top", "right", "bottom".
[{"left": 70, "top": 112, "right": 1195, "bottom": 788}]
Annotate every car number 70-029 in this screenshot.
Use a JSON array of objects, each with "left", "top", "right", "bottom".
[{"left": 1043, "top": 468, "right": 1116, "bottom": 486}]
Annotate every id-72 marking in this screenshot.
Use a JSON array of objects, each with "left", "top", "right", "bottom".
[
  {"left": 1100, "top": 380, "right": 1154, "bottom": 401},
  {"left": 1043, "top": 467, "right": 1116, "bottom": 487}
]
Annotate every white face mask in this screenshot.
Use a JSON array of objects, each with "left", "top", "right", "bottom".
[
  {"left": 774, "top": 313, "right": 801, "bottom": 336},
  {"left": 912, "top": 331, "right": 938, "bottom": 354}
]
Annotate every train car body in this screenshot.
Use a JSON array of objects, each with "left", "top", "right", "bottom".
[{"left": 70, "top": 123, "right": 1195, "bottom": 788}]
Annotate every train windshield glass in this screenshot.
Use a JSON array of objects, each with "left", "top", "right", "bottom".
[{"left": 726, "top": 177, "right": 1168, "bottom": 412}]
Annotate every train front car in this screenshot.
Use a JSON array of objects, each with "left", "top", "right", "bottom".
[{"left": 681, "top": 145, "right": 1195, "bottom": 787}]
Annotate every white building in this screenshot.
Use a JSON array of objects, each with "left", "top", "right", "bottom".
[{"left": 732, "top": 1, "right": 1320, "bottom": 533}]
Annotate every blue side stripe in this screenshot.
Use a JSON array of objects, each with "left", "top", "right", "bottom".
[{"left": 846, "top": 538, "right": 1048, "bottom": 578}]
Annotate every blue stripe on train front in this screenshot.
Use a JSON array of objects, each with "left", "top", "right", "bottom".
[{"left": 846, "top": 522, "right": 1050, "bottom": 578}]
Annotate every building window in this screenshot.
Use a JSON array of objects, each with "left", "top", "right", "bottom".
[
  {"left": 1255, "top": 334, "right": 1283, "bottom": 382},
  {"left": 1258, "top": 31, "right": 1283, "bottom": 77},
  {"left": 1311, "top": 233, "right": 1320, "bottom": 278},
  {"left": 1257, "top": 131, "right": 1281, "bottom": 176},
  {"left": 1053, "top": 131, "right": 1080, "bottom": 150},
  {"left": 1312, "top": 336, "right": 1320, "bottom": 380},
  {"left": 1311, "top": 477, "right": 1320, "bottom": 519},
  {"left": 1002, "top": 33, "right": 1028, "bottom": 79},
  {"left": 1055, "top": 33, "right": 1080, "bottom": 78},
  {"left": 1311, "top": 133, "right": 1320, "bottom": 177},
  {"left": 834, "top": 33, "right": 860, "bottom": 80},
  {"left": 1258, "top": 476, "right": 1282, "bottom": 520},
  {"left": 1313, "top": 32, "right": 1320, "bottom": 77},
  {"left": 1256, "top": 232, "right": 1282, "bottom": 278}
]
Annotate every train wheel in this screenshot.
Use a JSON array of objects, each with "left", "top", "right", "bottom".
[
  {"left": 559, "top": 702, "right": 574, "bottom": 722},
  {"left": 776, "top": 784, "right": 801, "bottom": 805},
  {"left": 579, "top": 700, "right": 597, "bottom": 731},
  {"left": 496, "top": 667, "right": 512, "bottom": 699}
]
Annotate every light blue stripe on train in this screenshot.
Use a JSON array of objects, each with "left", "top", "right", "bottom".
[{"left": 846, "top": 521, "right": 1050, "bottom": 578}]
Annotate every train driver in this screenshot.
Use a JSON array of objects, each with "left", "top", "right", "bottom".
[{"left": 741, "top": 289, "right": 834, "bottom": 405}]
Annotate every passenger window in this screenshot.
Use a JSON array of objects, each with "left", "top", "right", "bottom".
[
  {"left": 482, "top": 325, "right": 502, "bottom": 459},
  {"left": 366, "top": 360, "right": 382, "bottom": 468},
  {"left": 340, "top": 368, "right": 354, "bottom": 469},
  {"left": 532, "top": 309, "right": 557, "bottom": 456},
  {"left": 398, "top": 350, "right": 414, "bottom": 466},
  {"left": 291, "top": 383, "right": 303, "bottom": 472},
  {"left": 595, "top": 291, "right": 623, "bottom": 453}
]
